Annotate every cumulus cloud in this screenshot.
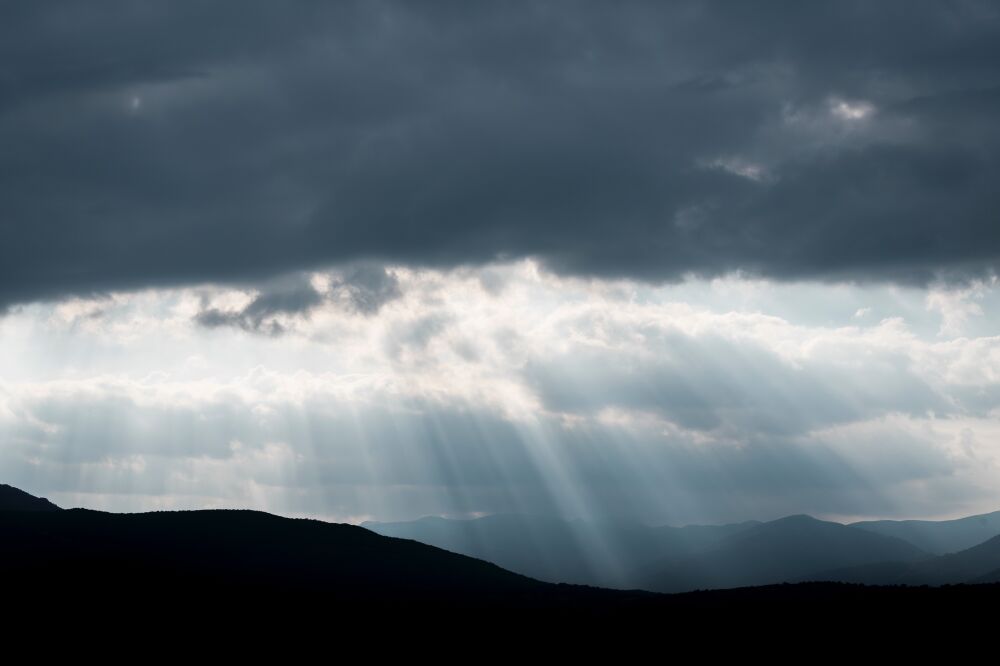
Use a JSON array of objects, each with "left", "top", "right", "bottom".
[
  {"left": 2, "top": 2, "right": 1000, "bottom": 309},
  {"left": 925, "top": 278, "right": 994, "bottom": 337}
]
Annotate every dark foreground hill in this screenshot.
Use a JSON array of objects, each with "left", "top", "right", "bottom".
[
  {"left": 0, "top": 483, "right": 61, "bottom": 512},
  {"left": 3, "top": 486, "right": 1000, "bottom": 640},
  {"left": 1, "top": 507, "right": 557, "bottom": 607},
  {"left": 0, "top": 490, "right": 673, "bottom": 627}
]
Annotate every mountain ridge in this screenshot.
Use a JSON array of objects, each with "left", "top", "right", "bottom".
[
  {"left": 8, "top": 484, "right": 1000, "bottom": 596},
  {"left": 0, "top": 483, "right": 61, "bottom": 512},
  {"left": 3, "top": 483, "right": 1000, "bottom": 636},
  {"left": 850, "top": 510, "right": 1000, "bottom": 554},
  {"left": 639, "top": 514, "right": 929, "bottom": 593},
  {"left": 365, "top": 512, "right": 761, "bottom": 588}
]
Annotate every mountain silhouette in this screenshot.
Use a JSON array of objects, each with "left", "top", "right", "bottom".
[
  {"left": 3, "top": 484, "right": 1000, "bottom": 636},
  {"left": 639, "top": 514, "right": 928, "bottom": 592},
  {"left": 2, "top": 507, "right": 548, "bottom": 602},
  {"left": 851, "top": 510, "right": 1000, "bottom": 555},
  {"left": 364, "top": 513, "right": 759, "bottom": 588},
  {"left": 0, "top": 485, "right": 674, "bottom": 626},
  {"left": 0, "top": 483, "right": 61, "bottom": 512}
]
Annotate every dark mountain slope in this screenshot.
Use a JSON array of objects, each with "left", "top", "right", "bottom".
[
  {"left": 1, "top": 508, "right": 547, "bottom": 604},
  {"left": 899, "top": 534, "right": 1000, "bottom": 585},
  {"left": 0, "top": 483, "right": 61, "bottom": 512},
  {"left": 1, "top": 491, "right": 687, "bottom": 627},
  {"left": 640, "top": 514, "right": 928, "bottom": 593},
  {"left": 2, "top": 486, "right": 1000, "bottom": 637},
  {"left": 973, "top": 567, "right": 1000, "bottom": 583},
  {"left": 851, "top": 510, "right": 1000, "bottom": 554}
]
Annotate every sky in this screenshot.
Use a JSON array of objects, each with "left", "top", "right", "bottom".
[{"left": 2, "top": 1, "right": 1000, "bottom": 525}]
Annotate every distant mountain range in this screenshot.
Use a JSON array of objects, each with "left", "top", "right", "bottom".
[
  {"left": 366, "top": 507, "right": 1000, "bottom": 591},
  {"left": 850, "top": 511, "right": 1000, "bottom": 554},
  {"left": 639, "top": 514, "right": 928, "bottom": 592},
  {"left": 363, "top": 513, "right": 759, "bottom": 588}
]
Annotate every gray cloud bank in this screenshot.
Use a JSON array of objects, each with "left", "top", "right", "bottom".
[
  {"left": 194, "top": 265, "right": 399, "bottom": 333},
  {"left": 2, "top": 1, "right": 1000, "bottom": 308}
]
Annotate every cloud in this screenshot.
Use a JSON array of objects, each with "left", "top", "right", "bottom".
[
  {"left": 925, "top": 278, "right": 993, "bottom": 337},
  {"left": 4, "top": 265, "right": 1000, "bottom": 522},
  {"left": 193, "top": 265, "right": 401, "bottom": 334},
  {"left": 524, "top": 327, "right": 946, "bottom": 436},
  {"left": 195, "top": 274, "right": 324, "bottom": 335},
  {"left": 0, "top": 371, "right": 972, "bottom": 523},
  {"left": 329, "top": 265, "right": 401, "bottom": 315},
  {"left": 2, "top": 2, "right": 1000, "bottom": 308}
]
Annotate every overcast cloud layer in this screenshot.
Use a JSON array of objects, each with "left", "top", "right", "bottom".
[
  {"left": 2, "top": 3, "right": 1000, "bottom": 527},
  {"left": 3, "top": 1, "right": 1000, "bottom": 309}
]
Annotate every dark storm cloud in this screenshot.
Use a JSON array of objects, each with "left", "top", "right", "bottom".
[
  {"left": 2, "top": 1, "right": 1000, "bottom": 307},
  {"left": 330, "top": 265, "right": 401, "bottom": 315},
  {"left": 195, "top": 273, "right": 324, "bottom": 335},
  {"left": 193, "top": 265, "right": 401, "bottom": 333}
]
